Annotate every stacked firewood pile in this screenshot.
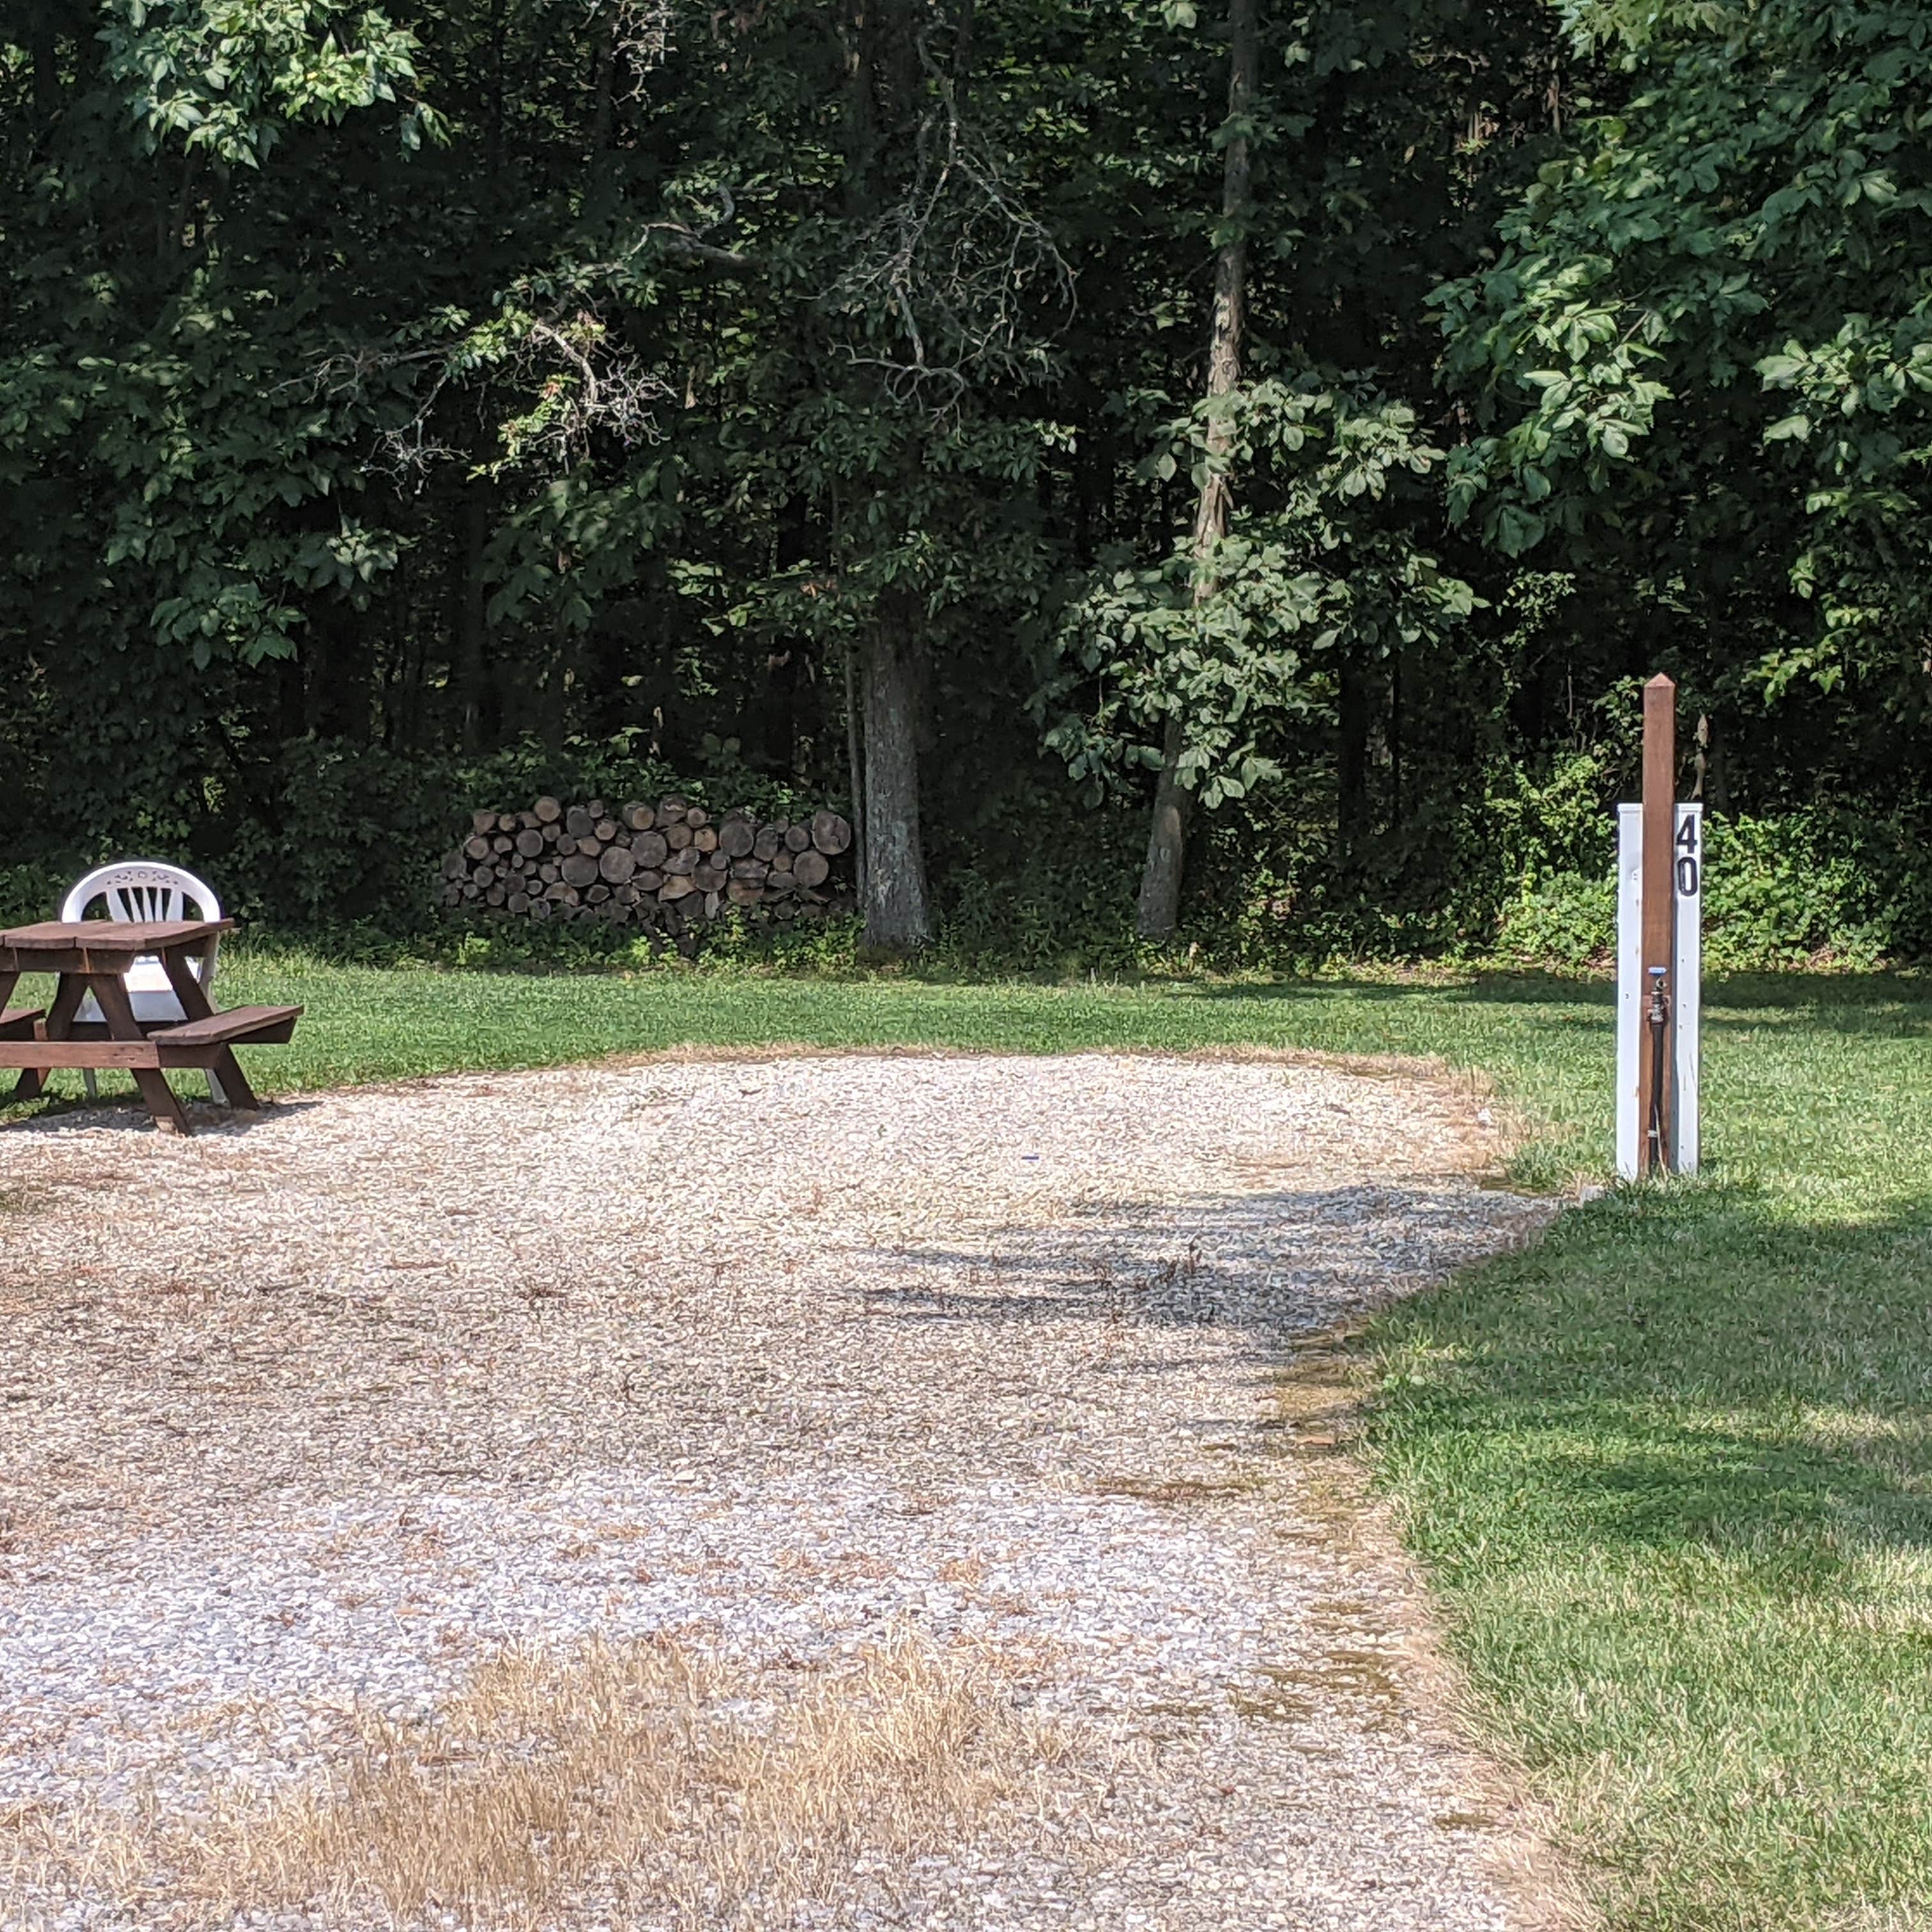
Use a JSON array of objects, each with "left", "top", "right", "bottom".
[{"left": 440, "top": 794, "right": 854, "bottom": 937}]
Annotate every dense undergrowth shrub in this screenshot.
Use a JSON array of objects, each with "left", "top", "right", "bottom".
[
  {"left": 1491, "top": 809, "right": 1932, "bottom": 970},
  {"left": 954, "top": 775, "right": 1931, "bottom": 974},
  {"left": 6, "top": 733, "right": 1926, "bottom": 973},
  {"left": 6, "top": 737, "right": 834, "bottom": 944},
  {"left": 0, "top": 862, "right": 57, "bottom": 930}
]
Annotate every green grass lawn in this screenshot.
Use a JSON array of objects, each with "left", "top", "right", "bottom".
[
  {"left": 4, "top": 951, "right": 1616, "bottom": 1186},
  {"left": 4, "top": 953, "right": 1929, "bottom": 1929},
  {"left": 1370, "top": 974, "right": 1932, "bottom": 1932}
]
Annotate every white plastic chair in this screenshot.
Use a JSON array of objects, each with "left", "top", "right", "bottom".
[{"left": 60, "top": 861, "right": 227, "bottom": 1103}]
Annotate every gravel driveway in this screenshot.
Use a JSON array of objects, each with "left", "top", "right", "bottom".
[{"left": 0, "top": 1052, "right": 1568, "bottom": 1930}]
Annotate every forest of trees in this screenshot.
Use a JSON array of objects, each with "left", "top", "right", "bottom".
[{"left": 2, "top": 0, "right": 1928, "bottom": 962}]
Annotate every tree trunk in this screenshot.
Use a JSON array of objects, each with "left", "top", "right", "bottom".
[
  {"left": 588, "top": 6, "right": 617, "bottom": 152},
  {"left": 457, "top": 488, "right": 491, "bottom": 751},
  {"left": 756, "top": 494, "right": 810, "bottom": 772},
  {"left": 277, "top": 651, "right": 307, "bottom": 743},
  {"left": 1338, "top": 656, "right": 1369, "bottom": 861},
  {"left": 860, "top": 593, "right": 931, "bottom": 948},
  {"left": 309, "top": 604, "right": 371, "bottom": 740},
  {"left": 1137, "top": 716, "right": 1192, "bottom": 939},
  {"left": 1136, "top": 0, "right": 1257, "bottom": 940},
  {"left": 1701, "top": 712, "right": 1731, "bottom": 815},
  {"left": 845, "top": 638, "right": 868, "bottom": 905},
  {"left": 1389, "top": 648, "right": 1406, "bottom": 827},
  {"left": 838, "top": 0, "right": 930, "bottom": 950},
  {"left": 31, "top": 8, "right": 57, "bottom": 121}
]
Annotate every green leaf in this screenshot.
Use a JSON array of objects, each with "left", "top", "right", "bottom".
[{"left": 1493, "top": 504, "right": 1547, "bottom": 556}]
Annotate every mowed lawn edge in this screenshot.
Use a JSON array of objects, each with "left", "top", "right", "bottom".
[
  {"left": 1, "top": 953, "right": 1614, "bottom": 1188},
  {"left": 5, "top": 956, "right": 1929, "bottom": 1930},
  {"left": 1368, "top": 974, "right": 1932, "bottom": 1932}
]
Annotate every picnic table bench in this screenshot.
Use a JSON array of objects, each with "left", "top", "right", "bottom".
[{"left": 0, "top": 919, "right": 301, "bottom": 1135}]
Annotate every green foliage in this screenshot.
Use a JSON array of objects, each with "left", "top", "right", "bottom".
[
  {"left": 0, "top": 861, "right": 62, "bottom": 928},
  {"left": 1492, "top": 804, "right": 1932, "bottom": 971},
  {"left": 936, "top": 816, "right": 1150, "bottom": 974},
  {"left": 1438, "top": 0, "right": 1932, "bottom": 712},
  {"left": 1702, "top": 809, "right": 1932, "bottom": 968},
  {"left": 1, "top": 0, "right": 1926, "bottom": 983},
  {"left": 1492, "top": 869, "right": 1616, "bottom": 969},
  {"left": 1039, "top": 379, "right": 1474, "bottom": 808},
  {"left": 104, "top": 0, "right": 436, "bottom": 165}
]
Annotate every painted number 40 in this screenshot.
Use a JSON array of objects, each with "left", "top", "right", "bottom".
[{"left": 1675, "top": 815, "right": 1700, "bottom": 898}]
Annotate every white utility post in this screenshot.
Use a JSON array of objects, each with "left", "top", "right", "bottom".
[{"left": 1616, "top": 799, "right": 1702, "bottom": 1179}]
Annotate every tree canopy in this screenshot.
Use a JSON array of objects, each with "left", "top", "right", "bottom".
[
  {"left": 1, "top": 0, "right": 1925, "bottom": 960},
  {"left": 1443, "top": 0, "right": 1932, "bottom": 721}
]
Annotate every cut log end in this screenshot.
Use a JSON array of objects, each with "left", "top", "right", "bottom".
[{"left": 450, "top": 795, "right": 851, "bottom": 941}]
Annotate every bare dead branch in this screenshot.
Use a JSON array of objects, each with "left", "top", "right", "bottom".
[
  {"left": 308, "top": 307, "right": 673, "bottom": 486},
  {"left": 585, "top": 0, "right": 677, "bottom": 89},
  {"left": 830, "top": 24, "right": 1075, "bottom": 406}
]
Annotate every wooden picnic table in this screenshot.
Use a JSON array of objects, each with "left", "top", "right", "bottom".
[{"left": 0, "top": 919, "right": 302, "bottom": 1135}]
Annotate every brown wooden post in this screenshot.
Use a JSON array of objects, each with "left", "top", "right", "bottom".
[{"left": 1639, "top": 674, "right": 1678, "bottom": 1172}]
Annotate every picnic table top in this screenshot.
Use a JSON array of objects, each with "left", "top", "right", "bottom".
[
  {"left": 0, "top": 917, "right": 282, "bottom": 1135},
  {"left": 0, "top": 918, "right": 232, "bottom": 956}
]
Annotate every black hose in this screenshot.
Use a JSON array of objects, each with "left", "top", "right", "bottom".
[{"left": 1644, "top": 970, "right": 1670, "bottom": 1176}]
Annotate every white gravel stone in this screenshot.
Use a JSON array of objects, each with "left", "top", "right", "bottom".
[{"left": 1, "top": 1052, "right": 1565, "bottom": 1929}]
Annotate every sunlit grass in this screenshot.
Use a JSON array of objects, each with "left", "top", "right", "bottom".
[
  {"left": 1370, "top": 974, "right": 1932, "bottom": 1930},
  {"left": 2, "top": 951, "right": 1616, "bottom": 1187}
]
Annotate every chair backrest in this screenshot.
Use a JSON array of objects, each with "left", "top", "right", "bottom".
[{"left": 62, "top": 861, "right": 222, "bottom": 928}]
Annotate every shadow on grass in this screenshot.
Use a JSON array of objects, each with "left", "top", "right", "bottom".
[
  {"left": 1175, "top": 970, "right": 1615, "bottom": 1010},
  {"left": 1372, "top": 1181, "right": 1932, "bottom": 1598},
  {"left": 1185, "top": 967, "right": 1931, "bottom": 1023}
]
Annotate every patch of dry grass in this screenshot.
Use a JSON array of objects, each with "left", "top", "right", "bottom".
[{"left": 8, "top": 1632, "right": 1089, "bottom": 1929}]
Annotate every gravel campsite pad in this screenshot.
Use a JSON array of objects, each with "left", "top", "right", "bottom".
[{"left": 0, "top": 1053, "right": 1564, "bottom": 1931}]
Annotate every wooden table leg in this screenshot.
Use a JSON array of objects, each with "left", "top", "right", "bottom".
[
  {"left": 158, "top": 942, "right": 215, "bottom": 1021},
  {"left": 12, "top": 972, "right": 87, "bottom": 1103},
  {"left": 88, "top": 972, "right": 191, "bottom": 1135},
  {"left": 0, "top": 968, "right": 20, "bottom": 1070},
  {"left": 160, "top": 943, "right": 259, "bottom": 1110}
]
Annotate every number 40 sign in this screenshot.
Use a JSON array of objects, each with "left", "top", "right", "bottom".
[{"left": 1615, "top": 801, "right": 1703, "bottom": 1178}]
